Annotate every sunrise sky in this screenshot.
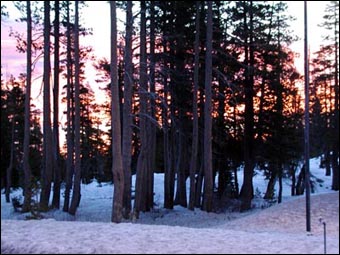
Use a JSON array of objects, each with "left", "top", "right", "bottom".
[{"left": 1, "top": 1, "right": 331, "bottom": 108}]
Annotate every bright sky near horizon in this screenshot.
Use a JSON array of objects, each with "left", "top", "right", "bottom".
[{"left": 1, "top": 1, "right": 331, "bottom": 77}]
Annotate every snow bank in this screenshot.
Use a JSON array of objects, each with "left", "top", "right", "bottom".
[
  {"left": 1, "top": 192, "right": 339, "bottom": 254},
  {"left": 1, "top": 157, "right": 339, "bottom": 254}
]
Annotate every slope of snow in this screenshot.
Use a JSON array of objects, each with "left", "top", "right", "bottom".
[
  {"left": 1, "top": 192, "right": 339, "bottom": 254},
  {"left": 1, "top": 157, "right": 339, "bottom": 254}
]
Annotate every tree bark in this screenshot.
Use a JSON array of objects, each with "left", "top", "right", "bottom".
[
  {"left": 240, "top": 1, "right": 255, "bottom": 212},
  {"left": 296, "top": 165, "right": 305, "bottom": 195},
  {"left": 147, "top": 0, "right": 156, "bottom": 210},
  {"left": 40, "top": 1, "right": 53, "bottom": 212},
  {"left": 174, "top": 128, "right": 187, "bottom": 207},
  {"left": 69, "top": 1, "right": 81, "bottom": 215},
  {"left": 22, "top": 0, "right": 32, "bottom": 212},
  {"left": 331, "top": 3, "right": 339, "bottom": 191},
  {"left": 5, "top": 118, "right": 15, "bottom": 203},
  {"left": 202, "top": 1, "right": 213, "bottom": 212},
  {"left": 331, "top": 152, "right": 339, "bottom": 190},
  {"left": 264, "top": 164, "right": 277, "bottom": 200},
  {"left": 188, "top": 1, "right": 201, "bottom": 211},
  {"left": 290, "top": 163, "right": 296, "bottom": 196},
  {"left": 110, "top": 1, "right": 124, "bottom": 223},
  {"left": 122, "top": 0, "right": 133, "bottom": 219},
  {"left": 134, "top": 1, "right": 149, "bottom": 216},
  {"left": 52, "top": 0, "right": 61, "bottom": 209},
  {"left": 63, "top": 1, "right": 74, "bottom": 213},
  {"left": 278, "top": 166, "right": 283, "bottom": 203},
  {"left": 164, "top": 6, "right": 176, "bottom": 210},
  {"left": 195, "top": 156, "right": 204, "bottom": 208},
  {"left": 163, "top": 40, "right": 172, "bottom": 209},
  {"left": 324, "top": 151, "right": 331, "bottom": 176}
]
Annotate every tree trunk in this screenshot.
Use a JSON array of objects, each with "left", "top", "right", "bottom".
[
  {"left": 147, "top": 0, "right": 156, "bottom": 210},
  {"left": 110, "top": 1, "right": 124, "bottom": 223},
  {"left": 122, "top": 0, "right": 133, "bottom": 219},
  {"left": 164, "top": 7, "right": 177, "bottom": 210},
  {"left": 290, "top": 164, "right": 296, "bottom": 196},
  {"left": 264, "top": 164, "right": 277, "bottom": 200},
  {"left": 331, "top": 7, "right": 339, "bottom": 191},
  {"left": 52, "top": 0, "right": 61, "bottom": 210},
  {"left": 134, "top": 1, "right": 149, "bottom": 216},
  {"left": 240, "top": 1, "right": 255, "bottom": 212},
  {"left": 278, "top": 167, "right": 283, "bottom": 204},
  {"left": 216, "top": 86, "right": 227, "bottom": 198},
  {"left": 22, "top": 0, "right": 32, "bottom": 212},
  {"left": 69, "top": 1, "right": 81, "bottom": 215},
  {"left": 5, "top": 118, "right": 15, "bottom": 203},
  {"left": 331, "top": 152, "right": 339, "bottom": 190},
  {"left": 324, "top": 150, "right": 331, "bottom": 176},
  {"left": 163, "top": 46, "right": 173, "bottom": 209},
  {"left": 276, "top": 15, "right": 284, "bottom": 205},
  {"left": 202, "top": 1, "right": 213, "bottom": 212},
  {"left": 195, "top": 159, "right": 204, "bottom": 208},
  {"left": 63, "top": 1, "right": 74, "bottom": 213},
  {"left": 40, "top": 1, "right": 53, "bottom": 212},
  {"left": 296, "top": 165, "right": 305, "bottom": 195},
  {"left": 174, "top": 128, "right": 187, "bottom": 207},
  {"left": 217, "top": 162, "right": 226, "bottom": 198},
  {"left": 188, "top": 1, "right": 200, "bottom": 211},
  {"left": 233, "top": 162, "right": 239, "bottom": 198}
]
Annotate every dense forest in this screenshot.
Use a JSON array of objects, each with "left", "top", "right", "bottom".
[{"left": 1, "top": 1, "right": 339, "bottom": 223}]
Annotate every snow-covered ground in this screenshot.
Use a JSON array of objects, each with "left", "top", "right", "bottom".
[{"left": 1, "top": 158, "right": 339, "bottom": 254}]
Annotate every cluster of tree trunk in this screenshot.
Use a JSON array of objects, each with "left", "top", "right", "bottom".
[{"left": 1, "top": 1, "right": 338, "bottom": 222}]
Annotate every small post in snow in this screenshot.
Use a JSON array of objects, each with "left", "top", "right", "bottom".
[{"left": 319, "top": 218, "right": 326, "bottom": 254}]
